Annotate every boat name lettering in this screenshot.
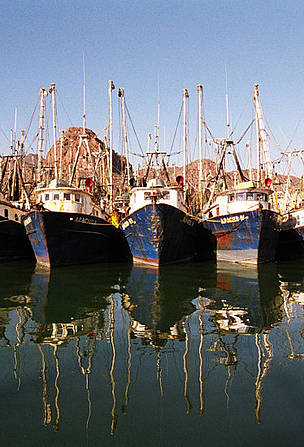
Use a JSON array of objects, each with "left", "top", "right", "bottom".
[
  {"left": 220, "top": 215, "right": 248, "bottom": 224},
  {"left": 182, "top": 216, "right": 195, "bottom": 227},
  {"left": 74, "top": 216, "right": 96, "bottom": 224}
]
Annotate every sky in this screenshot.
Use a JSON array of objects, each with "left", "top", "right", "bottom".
[{"left": 1, "top": 0, "right": 304, "bottom": 177}]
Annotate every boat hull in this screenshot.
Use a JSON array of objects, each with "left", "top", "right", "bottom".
[
  {"left": 0, "top": 215, "right": 34, "bottom": 261},
  {"left": 276, "top": 211, "right": 304, "bottom": 261},
  {"left": 23, "top": 210, "right": 131, "bottom": 268},
  {"left": 201, "top": 209, "right": 280, "bottom": 265},
  {"left": 119, "top": 203, "right": 215, "bottom": 266}
]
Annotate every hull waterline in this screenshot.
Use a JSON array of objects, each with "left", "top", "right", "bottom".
[
  {"left": 120, "top": 203, "right": 215, "bottom": 267},
  {"left": 201, "top": 209, "right": 280, "bottom": 265},
  {"left": 23, "top": 210, "right": 131, "bottom": 268}
]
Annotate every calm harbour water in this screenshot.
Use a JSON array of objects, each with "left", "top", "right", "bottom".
[{"left": 0, "top": 259, "right": 304, "bottom": 446}]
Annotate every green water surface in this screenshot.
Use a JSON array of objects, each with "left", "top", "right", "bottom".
[{"left": 0, "top": 259, "right": 303, "bottom": 447}]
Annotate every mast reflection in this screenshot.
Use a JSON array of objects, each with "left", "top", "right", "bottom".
[
  {"left": 2, "top": 260, "right": 304, "bottom": 437},
  {"left": 27, "top": 263, "right": 130, "bottom": 432},
  {"left": 198, "top": 262, "right": 283, "bottom": 423}
]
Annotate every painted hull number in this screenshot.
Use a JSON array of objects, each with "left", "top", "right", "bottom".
[{"left": 220, "top": 215, "right": 249, "bottom": 225}]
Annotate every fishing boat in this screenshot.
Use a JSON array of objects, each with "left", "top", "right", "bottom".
[
  {"left": 120, "top": 177, "right": 214, "bottom": 266},
  {"left": 119, "top": 88, "right": 215, "bottom": 267},
  {"left": 201, "top": 180, "right": 282, "bottom": 264},
  {"left": 23, "top": 179, "right": 130, "bottom": 268},
  {"left": 0, "top": 194, "right": 33, "bottom": 261},
  {"left": 0, "top": 138, "right": 34, "bottom": 262},
  {"left": 274, "top": 150, "right": 304, "bottom": 260},
  {"left": 200, "top": 84, "right": 282, "bottom": 265},
  {"left": 23, "top": 83, "right": 130, "bottom": 268}
]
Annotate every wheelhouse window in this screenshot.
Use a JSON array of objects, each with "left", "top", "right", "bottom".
[
  {"left": 256, "top": 193, "right": 267, "bottom": 201},
  {"left": 75, "top": 194, "right": 80, "bottom": 202},
  {"left": 45, "top": 194, "right": 49, "bottom": 201},
  {"left": 4, "top": 209, "right": 8, "bottom": 218},
  {"left": 144, "top": 192, "right": 151, "bottom": 200},
  {"left": 162, "top": 191, "right": 170, "bottom": 200},
  {"left": 228, "top": 194, "right": 235, "bottom": 202},
  {"left": 53, "top": 194, "right": 60, "bottom": 200},
  {"left": 246, "top": 192, "right": 255, "bottom": 201},
  {"left": 64, "top": 193, "right": 71, "bottom": 200},
  {"left": 236, "top": 193, "right": 245, "bottom": 201}
]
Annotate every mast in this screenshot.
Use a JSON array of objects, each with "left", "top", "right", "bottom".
[
  {"left": 14, "top": 108, "right": 17, "bottom": 153},
  {"left": 37, "top": 88, "right": 48, "bottom": 183},
  {"left": 183, "top": 88, "right": 189, "bottom": 201},
  {"left": 82, "top": 54, "right": 86, "bottom": 134},
  {"left": 59, "top": 130, "right": 64, "bottom": 180},
  {"left": 50, "top": 83, "right": 58, "bottom": 180},
  {"left": 10, "top": 129, "right": 13, "bottom": 155},
  {"left": 108, "top": 80, "right": 115, "bottom": 212},
  {"left": 146, "top": 132, "right": 152, "bottom": 155},
  {"left": 225, "top": 67, "right": 231, "bottom": 139},
  {"left": 197, "top": 84, "right": 203, "bottom": 210},
  {"left": 118, "top": 88, "right": 131, "bottom": 187},
  {"left": 253, "top": 84, "right": 273, "bottom": 185},
  {"left": 247, "top": 141, "right": 252, "bottom": 181}
]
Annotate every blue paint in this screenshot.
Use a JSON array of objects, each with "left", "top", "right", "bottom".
[
  {"left": 201, "top": 209, "right": 280, "bottom": 264},
  {"left": 120, "top": 203, "right": 214, "bottom": 266},
  {"left": 23, "top": 210, "right": 131, "bottom": 268}
]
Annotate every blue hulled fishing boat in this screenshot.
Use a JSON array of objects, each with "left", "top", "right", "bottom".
[
  {"left": 23, "top": 179, "right": 131, "bottom": 268},
  {"left": 120, "top": 178, "right": 215, "bottom": 266},
  {"left": 199, "top": 84, "right": 282, "bottom": 265},
  {"left": 23, "top": 82, "right": 131, "bottom": 269},
  {"left": 119, "top": 87, "right": 215, "bottom": 267},
  {"left": 201, "top": 182, "right": 281, "bottom": 264}
]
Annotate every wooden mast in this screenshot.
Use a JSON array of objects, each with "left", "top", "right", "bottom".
[
  {"left": 183, "top": 88, "right": 189, "bottom": 202},
  {"left": 253, "top": 84, "right": 273, "bottom": 186},
  {"left": 108, "top": 80, "right": 115, "bottom": 212},
  {"left": 37, "top": 88, "right": 48, "bottom": 183},
  {"left": 119, "top": 88, "right": 131, "bottom": 187},
  {"left": 50, "top": 83, "right": 58, "bottom": 180},
  {"left": 197, "top": 84, "right": 203, "bottom": 211}
]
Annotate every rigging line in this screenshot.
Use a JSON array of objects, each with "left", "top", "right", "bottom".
[
  {"left": 129, "top": 151, "right": 145, "bottom": 158},
  {"left": 230, "top": 97, "right": 252, "bottom": 138},
  {"left": 264, "top": 117, "right": 282, "bottom": 154},
  {"left": 24, "top": 95, "right": 39, "bottom": 143},
  {"left": 56, "top": 90, "right": 74, "bottom": 127},
  {"left": 168, "top": 101, "right": 183, "bottom": 155},
  {"left": 0, "top": 124, "right": 9, "bottom": 142},
  {"left": 235, "top": 118, "right": 255, "bottom": 145},
  {"left": 284, "top": 118, "right": 302, "bottom": 152},
  {"left": 124, "top": 100, "right": 144, "bottom": 156},
  {"left": 167, "top": 150, "right": 182, "bottom": 156},
  {"left": 203, "top": 120, "right": 217, "bottom": 143},
  {"left": 24, "top": 132, "right": 38, "bottom": 155}
]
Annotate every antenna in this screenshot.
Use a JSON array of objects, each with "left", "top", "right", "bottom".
[
  {"left": 82, "top": 53, "right": 86, "bottom": 134},
  {"left": 225, "top": 66, "right": 231, "bottom": 139},
  {"left": 154, "top": 75, "right": 160, "bottom": 152},
  {"left": 14, "top": 108, "right": 17, "bottom": 154}
]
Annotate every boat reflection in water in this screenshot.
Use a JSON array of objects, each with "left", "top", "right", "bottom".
[
  {"left": 195, "top": 263, "right": 284, "bottom": 423},
  {"left": 1, "top": 261, "right": 304, "bottom": 445}
]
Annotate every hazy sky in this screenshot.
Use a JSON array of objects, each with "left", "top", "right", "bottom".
[{"left": 1, "top": 0, "right": 304, "bottom": 176}]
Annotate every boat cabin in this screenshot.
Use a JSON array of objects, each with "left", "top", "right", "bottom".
[
  {"left": 128, "top": 178, "right": 186, "bottom": 214},
  {"left": 36, "top": 179, "right": 101, "bottom": 217},
  {"left": 206, "top": 182, "right": 272, "bottom": 218}
]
